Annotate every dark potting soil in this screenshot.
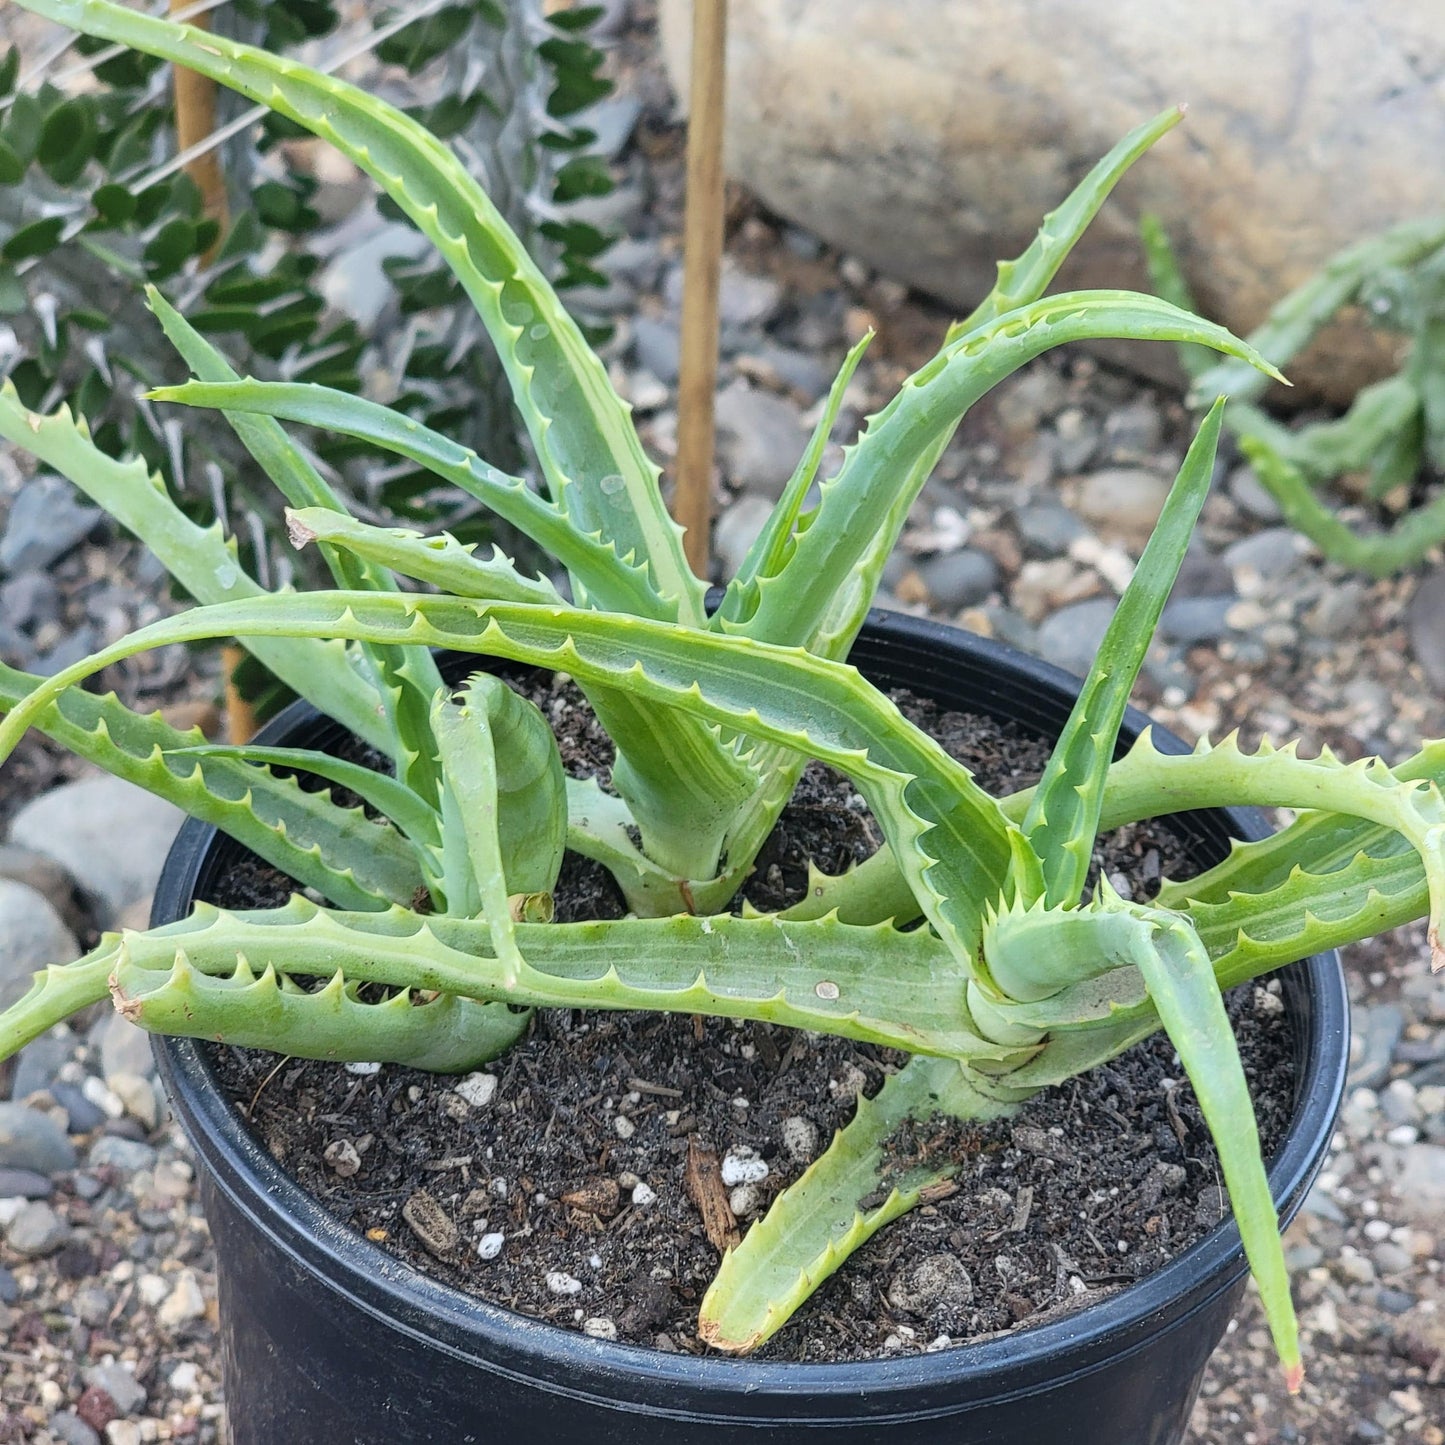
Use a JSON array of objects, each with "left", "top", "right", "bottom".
[{"left": 202, "top": 671, "right": 1295, "bottom": 1362}]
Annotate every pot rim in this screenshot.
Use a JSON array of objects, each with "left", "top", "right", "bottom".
[{"left": 151, "top": 612, "right": 1350, "bottom": 1422}]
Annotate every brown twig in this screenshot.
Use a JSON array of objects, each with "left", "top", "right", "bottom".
[
  {"left": 684, "top": 1135, "right": 739, "bottom": 1253},
  {"left": 672, "top": 0, "right": 729, "bottom": 577}
]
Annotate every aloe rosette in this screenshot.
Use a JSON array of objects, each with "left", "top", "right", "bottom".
[{"left": 0, "top": 0, "right": 1440, "bottom": 1383}]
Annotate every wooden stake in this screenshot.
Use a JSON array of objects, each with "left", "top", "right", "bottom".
[
  {"left": 169, "top": 0, "right": 230, "bottom": 255},
  {"left": 171, "top": 4, "right": 249, "bottom": 734},
  {"left": 673, "top": 0, "right": 729, "bottom": 578}
]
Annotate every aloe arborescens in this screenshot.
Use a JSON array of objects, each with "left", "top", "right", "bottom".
[{"left": 1, "top": 0, "right": 1442, "bottom": 1388}]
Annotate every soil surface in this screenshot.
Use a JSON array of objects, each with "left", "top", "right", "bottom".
[{"left": 202, "top": 678, "right": 1295, "bottom": 1361}]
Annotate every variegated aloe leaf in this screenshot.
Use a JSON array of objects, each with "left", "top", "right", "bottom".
[
  {"left": 283, "top": 509, "right": 562, "bottom": 607},
  {"left": 17, "top": 0, "right": 705, "bottom": 625},
  {"left": 0, "top": 661, "right": 418, "bottom": 910},
  {"left": 42, "top": 899, "right": 1012, "bottom": 1062},
  {"left": 146, "top": 289, "right": 449, "bottom": 807},
  {"left": 0, "top": 593, "right": 1021, "bottom": 969},
  {"left": 153, "top": 380, "right": 663, "bottom": 619},
  {"left": 742, "top": 294, "right": 1282, "bottom": 659},
  {"left": 429, "top": 673, "right": 565, "bottom": 920},
  {"left": 1016, "top": 402, "right": 1225, "bottom": 920},
  {"left": 112, "top": 955, "right": 530, "bottom": 1074},
  {"left": 1093, "top": 891, "right": 1301, "bottom": 1389},
  {"left": 0, "top": 382, "right": 387, "bottom": 751},
  {"left": 699, "top": 1056, "right": 1020, "bottom": 1353},
  {"left": 782, "top": 108, "right": 1191, "bottom": 665}
]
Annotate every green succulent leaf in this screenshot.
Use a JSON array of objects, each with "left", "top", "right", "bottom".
[
  {"left": 0, "top": 592, "right": 1022, "bottom": 970},
  {"left": 161, "top": 743, "right": 439, "bottom": 850},
  {"left": 112, "top": 951, "right": 530, "bottom": 1073},
  {"left": 284, "top": 508, "right": 563, "bottom": 606},
  {"left": 962, "top": 108, "right": 1186, "bottom": 334},
  {"left": 0, "top": 381, "right": 388, "bottom": 752},
  {"left": 1019, "top": 401, "right": 1225, "bottom": 915},
  {"left": 699, "top": 1057, "right": 1020, "bottom": 1352},
  {"left": 0, "top": 661, "right": 419, "bottom": 910},
  {"left": 26, "top": 898, "right": 1015, "bottom": 1063},
  {"left": 745, "top": 293, "right": 1282, "bottom": 658},
  {"left": 152, "top": 379, "right": 667, "bottom": 620},
  {"left": 1102, "top": 894, "right": 1301, "bottom": 1390}
]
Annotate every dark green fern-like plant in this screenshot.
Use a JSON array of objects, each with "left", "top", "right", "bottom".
[
  {"left": 0, "top": 0, "right": 612, "bottom": 579},
  {"left": 2, "top": 0, "right": 1443, "bottom": 1387}
]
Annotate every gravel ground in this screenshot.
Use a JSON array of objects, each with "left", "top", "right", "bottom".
[{"left": 1, "top": 3, "right": 1443, "bottom": 1442}]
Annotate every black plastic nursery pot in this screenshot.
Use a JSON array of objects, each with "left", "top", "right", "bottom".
[{"left": 150, "top": 612, "right": 1350, "bottom": 1445}]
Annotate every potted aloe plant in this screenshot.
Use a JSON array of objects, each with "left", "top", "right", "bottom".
[{"left": 0, "top": 1, "right": 1435, "bottom": 1440}]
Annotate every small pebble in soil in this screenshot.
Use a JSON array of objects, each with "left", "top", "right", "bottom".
[
  {"left": 454, "top": 1072, "right": 499, "bottom": 1109},
  {"left": 323, "top": 1139, "right": 362, "bottom": 1178},
  {"left": 546, "top": 1271, "right": 583, "bottom": 1296},
  {"left": 476, "top": 1232, "right": 505, "bottom": 1261},
  {"left": 780, "top": 1115, "right": 820, "bottom": 1163},
  {"left": 720, "top": 1146, "right": 770, "bottom": 1186}
]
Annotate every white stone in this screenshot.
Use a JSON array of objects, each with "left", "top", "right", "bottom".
[
  {"left": 545, "top": 1271, "right": 583, "bottom": 1296},
  {"left": 582, "top": 1317, "right": 618, "bottom": 1340},
  {"left": 168, "top": 1361, "right": 201, "bottom": 1394},
  {"left": 109, "top": 1073, "right": 160, "bottom": 1133},
  {"left": 157, "top": 1270, "right": 207, "bottom": 1328},
  {"left": 780, "top": 1116, "right": 819, "bottom": 1164},
  {"left": 720, "top": 1146, "right": 770, "bottom": 1187},
  {"left": 476, "top": 1232, "right": 505, "bottom": 1261},
  {"left": 453, "top": 1072, "right": 498, "bottom": 1109},
  {"left": 9, "top": 775, "right": 184, "bottom": 926},
  {"left": 660, "top": 0, "right": 1445, "bottom": 404},
  {"left": 613, "top": 1115, "right": 636, "bottom": 1140},
  {"left": 0, "top": 879, "right": 79, "bottom": 1010},
  {"left": 631, "top": 1181, "right": 657, "bottom": 1207}
]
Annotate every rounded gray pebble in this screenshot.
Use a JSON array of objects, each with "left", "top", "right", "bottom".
[
  {"left": 0, "top": 1166, "right": 53, "bottom": 1198},
  {"left": 46, "top": 1414, "right": 101, "bottom": 1445},
  {"left": 919, "top": 548, "right": 999, "bottom": 610},
  {"left": 87, "top": 1135, "right": 158, "bottom": 1172},
  {"left": 1159, "top": 595, "right": 1235, "bottom": 646},
  {"left": 1014, "top": 504, "right": 1086, "bottom": 558},
  {"left": 1035, "top": 598, "right": 1117, "bottom": 677},
  {"left": 82, "top": 1361, "right": 147, "bottom": 1414},
  {"left": 5, "top": 1199, "right": 72, "bottom": 1255},
  {"left": 0, "top": 1101, "right": 78, "bottom": 1173}
]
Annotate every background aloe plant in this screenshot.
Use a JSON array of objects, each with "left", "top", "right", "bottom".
[
  {"left": 0, "top": 0, "right": 1442, "bottom": 1380},
  {"left": 1144, "top": 213, "right": 1445, "bottom": 577}
]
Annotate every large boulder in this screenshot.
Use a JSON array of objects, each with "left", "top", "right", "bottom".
[{"left": 659, "top": 1, "right": 1444, "bottom": 403}]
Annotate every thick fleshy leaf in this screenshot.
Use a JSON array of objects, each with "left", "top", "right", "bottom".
[
  {"left": 1018, "top": 402, "right": 1224, "bottom": 915},
  {"left": 0, "top": 381, "right": 388, "bottom": 749},
  {"left": 700, "top": 1057, "right": 1020, "bottom": 1352},
  {"left": 0, "top": 661, "right": 420, "bottom": 910},
  {"left": 0, "top": 592, "right": 1022, "bottom": 970}
]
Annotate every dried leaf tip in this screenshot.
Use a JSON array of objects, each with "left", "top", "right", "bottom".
[
  {"left": 285, "top": 509, "right": 318, "bottom": 550},
  {"left": 1284, "top": 1361, "right": 1305, "bottom": 1395}
]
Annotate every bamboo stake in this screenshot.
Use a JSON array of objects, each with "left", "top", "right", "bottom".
[
  {"left": 168, "top": 0, "right": 229, "bottom": 252},
  {"left": 673, "top": 0, "right": 729, "bottom": 578},
  {"left": 169, "top": 2, "right": 254, "bottom": 740}
]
